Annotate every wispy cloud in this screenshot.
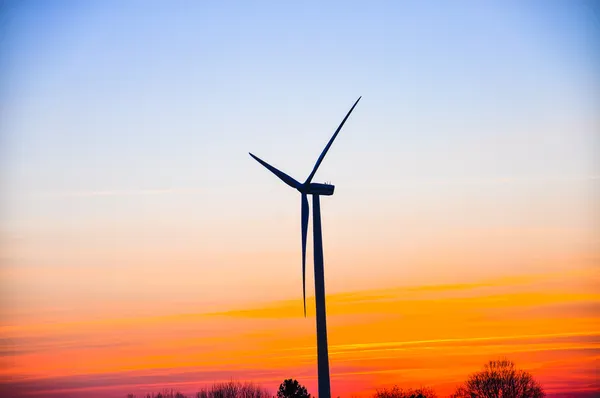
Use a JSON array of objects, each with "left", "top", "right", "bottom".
[
  {"left": 209, "top": 269, "right": 599, "bottom": 319},
  {"left": 411, "top": 175, "right": 600, "bottom": 186},
  {"left": 27, "top": 188, "right": 203, "bottom": 198}
]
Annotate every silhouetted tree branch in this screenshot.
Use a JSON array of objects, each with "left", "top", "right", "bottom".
[
  {"left": 196, "top": 381, "right": 271, "bottom": 398},
  {"left": 451, "top": 359, "right": 545, "bottom": 398},
  {"left": 374, "top": 386, "right": 437, "bottom": 398}
]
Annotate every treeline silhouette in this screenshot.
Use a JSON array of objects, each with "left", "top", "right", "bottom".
[
  {"left": 126, "top": 381, "right": 271, "bottom": 398},
  {"left": 126, "top": 359, "right": 545, "bottom": 398}
]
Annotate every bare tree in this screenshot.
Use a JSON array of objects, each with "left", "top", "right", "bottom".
[
  {"left": 196, "top": 380, "right": 271, "bottom": 398},
  {"left": 451, "top": 359, "right": 545, "bottom": 398},
  {"left": 374, "top": 386, "right": 437, "bottom": 398},
  {"left": 127, "top": 391, "right": 187, "bottom": 398},
  {"left": 129, "top": 381, "right": 269, "bottom": 398}
]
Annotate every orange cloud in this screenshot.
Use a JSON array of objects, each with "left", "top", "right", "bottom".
[{"left": 1, "top": 268, "right": 598, "bottom": 397}]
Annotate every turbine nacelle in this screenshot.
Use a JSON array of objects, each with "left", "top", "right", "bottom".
[{"left": 299, "top": 183, "right": 335, "bottom": 196}]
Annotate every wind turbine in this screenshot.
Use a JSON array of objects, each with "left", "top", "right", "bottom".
[{"left": 249, "top": 97, "right": 361, "bottom": 398}]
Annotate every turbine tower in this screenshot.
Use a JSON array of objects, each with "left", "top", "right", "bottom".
[{"left": 249, "top": 97, "right": 361, "bottom": 398}]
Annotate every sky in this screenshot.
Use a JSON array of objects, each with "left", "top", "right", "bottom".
[{"left": 0, "top": 0, "right": 599, "bottom": 397}]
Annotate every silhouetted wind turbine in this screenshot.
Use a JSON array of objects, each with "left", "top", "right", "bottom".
[{"left": 249, "top": 97, "right": 361, "bottom": 398}]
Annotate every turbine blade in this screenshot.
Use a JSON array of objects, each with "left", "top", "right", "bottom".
[
  {"left": 249, "top": 153, "right": 301, "bottom": 189},
  {"left": 301, "top": 193, "right": 309, "bottom": 318},
  {"left": 304, "top": 96, "right": 361, "bottom": 184}
]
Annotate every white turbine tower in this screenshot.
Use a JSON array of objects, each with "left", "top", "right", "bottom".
[{"left": 249, "top": 97, "right": 361, "bottom": 398}]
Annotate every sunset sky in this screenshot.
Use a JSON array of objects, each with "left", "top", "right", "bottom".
[{"left": 1, "top": 1, "right": 599, "bottom": 397}]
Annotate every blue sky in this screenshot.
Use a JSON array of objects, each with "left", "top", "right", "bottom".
[
  {"left": 0, "top": 1, "right": 598, "bottom": 304},
  {"left": 2, "top": 1, "right": 598, "bottom": 189}
]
